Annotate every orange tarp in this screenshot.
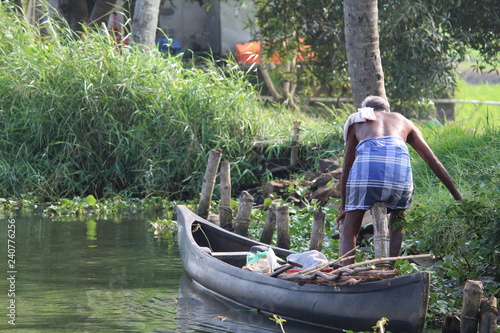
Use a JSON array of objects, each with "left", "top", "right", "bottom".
[{"left": 235, "top": 40, "right": 313, "bottom": 65}]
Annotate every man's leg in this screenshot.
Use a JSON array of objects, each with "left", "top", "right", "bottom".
[
  {"left": 389, "top": 210, "right": 406, "bottom": 257},
  {"left": 340, "top": 209, "right": 365, "bottom": 265}
]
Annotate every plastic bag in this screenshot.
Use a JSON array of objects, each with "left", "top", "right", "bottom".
[
  {"left": 286, "top": 250, "right": 328, "bottom": 270},
  {"left": 243, "top": 247, "right": 281, "bottom": 274}
]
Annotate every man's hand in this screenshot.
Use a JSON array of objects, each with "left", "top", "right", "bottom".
[{"left": 336, "top": 209, "right": 346, "bottom": 229}]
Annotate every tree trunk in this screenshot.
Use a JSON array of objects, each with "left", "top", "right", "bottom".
[
  {"left": 57, "top": 0, "right": 89, "bottom": 31},
  {"left": 89, "top": 0, "right": 117, "bottom": 28},
  {"left": 131, "top": 0, "right": 160, "bottom": 50},
  {"left": 343, "top": 0, "right": 387, "bottom": 108}
]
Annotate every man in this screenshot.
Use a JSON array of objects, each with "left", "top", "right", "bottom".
[{"left": 337, "top": 96, "right": 462, "bottom": 264}]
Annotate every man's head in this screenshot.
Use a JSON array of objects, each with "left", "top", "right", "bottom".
[{"left": 361, "top": 96, "right": 390, "bottom": 112}]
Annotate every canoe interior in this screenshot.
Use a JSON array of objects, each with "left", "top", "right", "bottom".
[{"left": 191, "top": 219, "right": 294, "bottom": 268}]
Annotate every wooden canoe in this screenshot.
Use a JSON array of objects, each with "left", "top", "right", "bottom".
[{"left": 177, "top": 205, "right": 430, "bottom": 333}]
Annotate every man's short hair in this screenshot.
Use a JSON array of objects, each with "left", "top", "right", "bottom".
[{"left": 361, "top": 96, "right": 390, "bottom": 112}]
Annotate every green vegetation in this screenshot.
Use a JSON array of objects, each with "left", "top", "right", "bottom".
[
  {"left": 0, "top": 5, "right": 343, "bottom": 199},
  {"left": 454, "top": 80, "right": 500, "bottom": 126}
]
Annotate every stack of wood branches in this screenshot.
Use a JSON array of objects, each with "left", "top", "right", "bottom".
[{"left": 277, "top": 253, "right": 434, "bottom": 286}]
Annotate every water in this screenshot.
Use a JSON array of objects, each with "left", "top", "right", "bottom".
[{"left": 0, "top": 210, "right": 338, "bottom": 333}]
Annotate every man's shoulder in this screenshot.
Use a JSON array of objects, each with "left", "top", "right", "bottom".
[{"left": 383, "top": 112, "right": 412, "bottom": 122}]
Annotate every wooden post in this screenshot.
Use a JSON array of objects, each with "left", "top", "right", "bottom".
[
  {"left": 276, "top": 205, "right": 290, "bottom": 249},
  {"left": 219, "top": 161, "right": 232, "bottom": 230},
  {"left": 197, "top": 148, "right": 222, "bottom": 219},
  {"left": 234, "top": 191, "right": 254, "bottom": 237},
  {"left": 338, "top": 216, "right": 344, "bottom": 257},
  {"left": 371, "top": 202, "right": 390, "bottom": 269},
  {"left": 442, "top": 312, "right": 461, "bottom": 333},
  {"left": 290, "top": 121, "right": 301, "bottom": 167},
  {"left": 479, "top": 296, "right": 497, "bottom": 333},
  {"left": 461, "top": 280, "right": 483, "bottom": 333},
  {"left": 309, "top": 209, "right": 326, "bottom": 251},
  {"left": 260, "top": 206, "right": 276, "bottom": 244}
]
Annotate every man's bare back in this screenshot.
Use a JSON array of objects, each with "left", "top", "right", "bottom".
[{"left": 351, "top": 112, "right": 413, "bottom": 143}]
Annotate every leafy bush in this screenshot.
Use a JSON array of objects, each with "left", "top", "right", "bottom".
[{"left": 0, "top": 4, "right": 342, "bottom": 199}]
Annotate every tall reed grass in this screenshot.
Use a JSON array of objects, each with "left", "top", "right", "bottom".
[{"left": 0, "top": 4, "right": 343, "bottom": 199}]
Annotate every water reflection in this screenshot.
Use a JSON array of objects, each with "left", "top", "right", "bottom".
[
  {"left": 176, "top": 274, "right": 341, "bottom": 333},
  {"left": 0, "top": 211, "right": 344, "bottom": 332}
]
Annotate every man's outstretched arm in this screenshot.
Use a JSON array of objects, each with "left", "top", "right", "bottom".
[{"left": 406, "top": 123, "right": 462, "bottom": 201}]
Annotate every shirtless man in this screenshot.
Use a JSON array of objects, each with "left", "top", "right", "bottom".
[{"left": 337, "top": 96, "right": 462, "bottom": 264}]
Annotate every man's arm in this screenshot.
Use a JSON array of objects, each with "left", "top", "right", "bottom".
[
  {"left": 337, "top": 127, "right": 359, "bottom": 222},
  {"left": 406, "top": 123, "right": 463, "bottom": 201}
]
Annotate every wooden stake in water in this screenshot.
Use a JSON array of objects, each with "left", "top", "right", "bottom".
[
  {"left": 234, "top": 191, "right": 253, "bottom": 237},
  {"left": 260, "top": 206, "right": 276, "bottom": 244},
  {"left": 219, "top": 161, "right": 232, "bottom": 230},
  {"left": 461, "top": 280, "right": 483, "bottom": 333},
  {"left": 479, "top": 295, "right": 497, "bottom": 333},
  {"left": 276, "top": 205, "right": 290, "bottom": 249},
  {"left": 198, "top": 148, "right": 222, "bottom": 219},
  {"left": 309, "top": 209, "right": 326, "bottom": 251},
  {"left": 370, "top": 202, "right": 390, "bottom": 269}
]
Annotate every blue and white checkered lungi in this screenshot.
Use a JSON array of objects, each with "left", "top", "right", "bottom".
[{"left": 345, "top": 136, "right": 413, "bottom": 212}]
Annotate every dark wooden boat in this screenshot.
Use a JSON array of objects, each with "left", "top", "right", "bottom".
[{"left": 177, "top": 205, "right": 430, "bottom": 333}]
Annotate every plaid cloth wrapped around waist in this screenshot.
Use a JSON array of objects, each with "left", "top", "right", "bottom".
[{"left": 345, "top": 136, "right": 413, "bottom": 211}]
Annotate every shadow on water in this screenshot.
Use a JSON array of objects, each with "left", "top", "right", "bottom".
[{"left": 0, "top": 210, "right": 341, "bottom": 333}]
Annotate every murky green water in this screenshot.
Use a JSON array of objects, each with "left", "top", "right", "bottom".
[{"left": 0, "top": 210, "right": 340, "bottom": 333}]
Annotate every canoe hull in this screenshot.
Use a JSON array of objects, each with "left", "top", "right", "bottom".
[{"left": 177, "top": 205, "right": 430, "bottom": 333}]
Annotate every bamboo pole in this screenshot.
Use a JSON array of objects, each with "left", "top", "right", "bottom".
[
  {"left": 234, "top": 191, "right": 254, "bottom": 237},
  {"left": 276, "top": 205, "right": 290, "bottom": 249},
  {"left": 479, "top": 296, "right": 497, "bottom": 333},
  {"left": 309, "top": 209, "right": 326, "bottom": 251},
  {"left": 341, "top": 253, "right": 436, "bottom": 270},
  {"left": 219, "top": 161, "right": 232, "bottom": 230},
  {"left": 290, "top": 121, "right": 301, "bottom": 167},
  {"left": 460, "top": 280, "right": 483, "bottom": 333},
  {"left": 197, "top": 148, "right": 222, "bottom": 219},
  {"left": 260, "top": 206, "right": 276, "bottom": 244},
  {"left": 298, "top": 247, "right": 359, "bottom": 275}
]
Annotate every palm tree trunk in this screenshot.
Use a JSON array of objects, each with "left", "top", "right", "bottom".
[
  {"left": 343, "top": 0, "right": 387, "bottom": 108},
  {"left": 131, "top": 0, "right": 161, "bottom": 50}
]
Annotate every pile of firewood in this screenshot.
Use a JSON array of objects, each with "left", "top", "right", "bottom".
[
  {"left": 279, "top": 266, "right": 401, "bottom": 286},
  {"left": 275, "top": 253, "right": 435, "bottom": 286}
]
